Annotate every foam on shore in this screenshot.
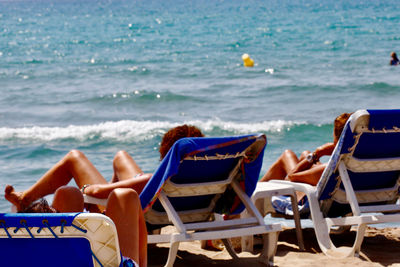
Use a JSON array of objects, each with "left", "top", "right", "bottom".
[{"left": 0, "top": 119, "right": 305, "bottom": 142}]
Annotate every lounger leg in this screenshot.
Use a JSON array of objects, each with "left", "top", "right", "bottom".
[
  {"left": 313, "top": 218, "right": 367, "bottom": 258},
  {"left": 259, "top": 232, "right": 279, "bottom": 266},
  {"left": 352, "top": 224, "right": 367, "bottom": 257},
  {"left": 240, "top": 209, "right": 255, "bottom": 253},
  {"left": 222, "top": 239, "right": 239, "bottom": 259},
  {"left": 241, "top": 235, "right": 254, "bottom": 253},
  {"left": 289, "top": 195, "right": 305, "bottom": 251},
  {"left": 307, "top": 192, "right": 359, "bottom": 258},
  {"left": 241, "top": 198, "right": 266, "bottom": 252},
  {"left": 164, "top": 241, "right": 180, "bottom": 267}
]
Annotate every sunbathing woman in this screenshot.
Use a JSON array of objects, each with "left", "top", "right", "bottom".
[
  {"left": 259, "top": 113, "right": 352, "bottom": 186},
  {"left": 4, "top": 124, "right": 204, "bottom": 267},
  {"left": 20, "top": 186, "right": 148, "bottom": 267}
]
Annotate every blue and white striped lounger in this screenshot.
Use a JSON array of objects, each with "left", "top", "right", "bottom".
[
  {"left": 0, "top": 212, "right": 137, "bottom": 267},
  {"left": 269, "top": 109, "right": 400, "bottom": 258},
  {"left": 139, "top": 134, "right": 281, "bottom": 267},
  {"left": 85, "top": 134, "right": 282, "bottom": 266}
]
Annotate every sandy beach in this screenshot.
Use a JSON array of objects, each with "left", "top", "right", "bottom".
[{"left": 148, "top": 226, "right": 400, "bottom": 266}]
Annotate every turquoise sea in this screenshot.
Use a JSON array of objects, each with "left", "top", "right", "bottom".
[{"left": 0, "top": 0, "right": 400, "bottom": 213}]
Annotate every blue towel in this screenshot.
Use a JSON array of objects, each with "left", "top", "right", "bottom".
[
  {"left": 271, "top": 196, "right": 309, "bottom": 216},
  {"left": 140, "top": 134, "right": 266, "bottom": 215}
]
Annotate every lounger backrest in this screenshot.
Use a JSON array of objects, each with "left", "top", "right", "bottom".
[
  {"left": 0, "top": 213, "right": 121, "bottom": 267},
  {"left": 317, "top": 110, "right": 400, "bottom": 211},
  {"left": 140, "top": 134, "right": 266, "bottom": 224}
]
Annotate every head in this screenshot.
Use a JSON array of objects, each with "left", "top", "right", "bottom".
[
  {"left": 391, "top": 52, "right": 398, "bottom": 60},
  {"left": 159, "top": 124, "right": 204, "bottom": 160},
  {"left": 19, "top": 198, "right": 57, "bottom": 213},
  {"left": 18, "top": 186, "right": 84, "bottom": 213},
  {"left": 333, "top": 112, "right": 353, "bottom": 143}
]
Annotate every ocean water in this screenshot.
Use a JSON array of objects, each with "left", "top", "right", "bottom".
[{"left": 0, "top": 0, "right": 400, "bottom": 213}]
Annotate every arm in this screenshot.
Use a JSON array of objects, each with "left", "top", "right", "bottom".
[
  {"left": 287, "top": 142, "right": 335, "bottom": 185},
  {"left": 314, "top": 142, "right": 335, "bottom": 158},
  {"left": 288, "top": 164, "right": 326, "bottom": 186},
  {"left": 84, "top": 174, "right": 151, "bottom": 198},
  {"left": 290, "top": 143, "right": 334, "bottom": 174}
]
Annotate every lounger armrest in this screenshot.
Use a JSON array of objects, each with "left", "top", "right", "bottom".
[
  {"left": 83, "top": 194, "right": 108, "bottom": 206},
  {"left": 267, "top": 180, "right": 317, "bottom": 196},
  {"left": 267, "top": 180, "right": 325, "bottom": 226}
]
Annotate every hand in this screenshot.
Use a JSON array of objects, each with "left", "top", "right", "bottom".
[
  {"left": 83, "top": 184, "right": 105, "bottom": 198},
  {"left": 312, "top": 151, "right": 319, "bottom": 163},
  {"left": 313, "top": 147, "right": 322, "bottom": 159},
  {"left": 314, "top": 142, "right": 335, "bottom": 160}
]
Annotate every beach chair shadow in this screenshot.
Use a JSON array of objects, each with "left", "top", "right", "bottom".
[
  {"left": 276, "top": 227, "right": 400, "bottom": 266},
  {"left": 0, "top": 213, "right": 127, "bottom": 267},
  {"left": 265, "top": 109, "right": 400, "bottom": 258},
  {"left": 148, "top": 242, "right": 270, "bottom": 267}
]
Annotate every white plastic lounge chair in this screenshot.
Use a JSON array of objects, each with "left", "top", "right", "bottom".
[
  {"left": 0, "top": 212, "right": 134, "bottom": 267},
  {"left": 85, "top": 134, "right": 281, "bottom": 267},
  {"left": 143, "top": 134, "right": 281, "bottom": 266},
  {"left": 268, "top": 109, "right": 400, "bottom": 258},
  {"left": 242, "top": 182, "right": 304, "bottom": 251}
]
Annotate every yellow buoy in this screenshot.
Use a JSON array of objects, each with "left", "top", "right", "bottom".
[{"left": 242, "top": 53, "right": 254, "bottom": 67}]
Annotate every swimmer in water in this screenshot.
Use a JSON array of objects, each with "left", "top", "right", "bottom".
[{"left": 390, "top": 52, "right": 399, "bottom": 66}]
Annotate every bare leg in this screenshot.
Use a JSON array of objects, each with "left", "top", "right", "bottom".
[
  {"left": 111, "top": 150, "right": 143, "bottom": 182},
  {"left": 4, "top": 185, "right": 25, "bottom": 211},
  {"left": 289, "top": 164, "right": 326, "bottom": 186},
  {"left": 105, "top": 188, "right": 147, "bottom": 267},
  {"left": 5, "top": 150, "right": 107, "bottom": 211},
  {"left": 298, "top": 150, "right": 311, "bottom": 161},
  {"left": 108, "top": 150, "right": 150, "bottom": 195},
  {"left": 259, "top": 150, "right": 299, "bottom": 182},
  {"left": 49, "top": 187, "right": 147, "bottom": 265},
  {"left": 52, "top": 186, "right": 84, "bottom": 212}
]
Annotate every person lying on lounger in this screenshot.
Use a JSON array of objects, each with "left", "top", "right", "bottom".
[
  {"left": 4, "top": 124, "right": 204, "bottom": 267},
  {"left": 259, "top": 112, "right": 352, "bottom": 186},
  {"left": 5, "top": 124, "right": 204, "bottom": 211},
  {"left": 17, "top": 185, "right": 146, "bottom": 267}
]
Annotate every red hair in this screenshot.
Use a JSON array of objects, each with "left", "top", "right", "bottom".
[
  {"left": 334, "top": 112, "right": 352, "bottom": 140},
  {"left": 159, "top": 125, "right": 204, "bottom": 159}
]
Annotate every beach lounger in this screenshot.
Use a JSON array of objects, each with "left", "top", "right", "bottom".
[
  {"left": 242, "top": 182, "right": 305, "bottom": 251},
  {"left": 141, "top": 134, "right": 281, "bottom": 266},
  {"left": 85, "top": 134, "right": 281, "bottom": 266},
  {"left": 0, "top": 212, "right": 133, "bottom": 267},
  {"left": 266, "top": 109, "right": 400, "bottom": 258}
]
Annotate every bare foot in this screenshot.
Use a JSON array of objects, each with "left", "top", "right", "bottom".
[{"left": 4, "top": 185, "right": 29, "bottom": 212}]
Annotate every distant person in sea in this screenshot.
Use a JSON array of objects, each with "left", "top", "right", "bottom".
[
  {"left": 390, "top": 52, "right": 399, "bottom": 66},
  {"left": 259, "top": 113, "right": 352, "bottom": 187},
  {"left": 4, "top": 124, "right": 204, "bottom": 267}
]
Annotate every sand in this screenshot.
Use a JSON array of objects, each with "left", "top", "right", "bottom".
[{"left": 148, "top": 226, "right": 400, "bottom": 266}]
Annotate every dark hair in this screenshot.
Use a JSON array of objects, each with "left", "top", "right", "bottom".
[
  {"left": 334, "top": 112, "right": 352, "bottom": 140},
  {"left": 18, "top": 198, "right": 57, "bottom": 213},
  {"left": 159, "top": 125, "right": 204, "bottom": 159}
]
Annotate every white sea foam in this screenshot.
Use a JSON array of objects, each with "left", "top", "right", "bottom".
[{"left": 0, "top": 119, "right": 303, "bottom": 142}]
